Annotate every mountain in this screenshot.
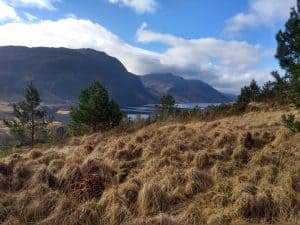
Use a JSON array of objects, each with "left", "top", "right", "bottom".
[
  {"left": 141, "top": 73, "right": 232, "bottom": 103},
  {"left": 0, "top": 46, "right": 156, "bottom": 106},
  {"left": 222, "top": 93, "right": 238, "bottom": 102},
  {"left": 0, "top": 46, "right": 236, "bottom": 107}
]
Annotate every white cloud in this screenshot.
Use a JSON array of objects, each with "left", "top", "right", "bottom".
[
  {"left": 0, "top": 0, "right": 19, "bottom": 22},
  {"left": 0, "top": 18, "right": 161, "bottom": 76},
  {"left": 136, "top": 23, "right": 271, "bottom": 92},
  {"left": 0, "top": 18, "right": 272, "bottom": 93},
  {"left": 107, "top": 0, "right": 157, "bottom": 14},
  {"left": 137, "top": 23, "right": 260, "bottom": 68},
  {"left": 224, "top": 0, "right": 296, "bottom": 36},
  {"left": 24, "top": 12, "right": 38, "bottom": 21},
  {"left": 9, "top": 0, "right": 60, "bottom": 10}
]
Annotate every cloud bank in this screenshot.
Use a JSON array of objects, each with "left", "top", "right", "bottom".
[{"left": 224, "top": 0, "right": 296, "bottom": 37}]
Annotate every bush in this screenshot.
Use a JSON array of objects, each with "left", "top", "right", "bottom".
[
  {"left": 70, "top": 174, "right": 105, "bottom": 200},
  {"left": 238, "top": 80, "right": 261, "bottom": 103},
  {"left": 282, "top": 114, "right": 300, "bottom": 132}
]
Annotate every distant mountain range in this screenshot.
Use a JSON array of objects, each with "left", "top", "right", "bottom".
[
  {"left": 0, "top": 46, "right": 235, "bottom": 106},
  {"left": 0, "top": 46, "right": 155, "bottom": 106},
  {"left": 141, "top": 73, "right": 234, "bottom": 103}
]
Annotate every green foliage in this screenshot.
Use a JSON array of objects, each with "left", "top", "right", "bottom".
[
  {"left": 174, "top": 103, "right": 248, "bottom": 122},
  {"left": 270, "top": 71, "right": 290, "bottom": 101},
  {"left": 282, "top": 114, "right": 300, "bottom": 133},
  {"left": 260, "top": 81, "right": 275, "bottom": 100},
  {"left": 156, "top": 94, "right": 176, "bottom": 120},
  {"left": 237, "top": 73, "right": 293, "bottom": 105},
  {"left": 3, "top": 83, "right": 52, "bottom": 147},
  {"left": 160, "top": 94, "right": 176, "bottom": 108},
  {"left": 70, "top": 80, "right": 123, "bottom": 133},
  {"left": 47, "top": 126, "right": 69, "bottom": 143},
  {"left": 115, "top": 168, "right": 129, "bottom": 183},
  {"left": 275, "top": 2, "right": 300, "bottom": 131},
  {"left": 258, "top": 75, "right": 289, "bottom": 104},
  {"left": 114, "top": 115, "right": 154, "bottom": 133},
  {"left": 238, "top": 80, "right": 261, "bottom": 103},
  {"left": 68, "top": 120, "right": 90, "bottom": 136},
  {"left": 55, "top": 126, "right": 68, "bottom": 140},
  {"left": 108, "top": 100, "right": 124, "bottom": 127}
]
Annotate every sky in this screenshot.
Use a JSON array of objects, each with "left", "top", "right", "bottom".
[{"left": 0, "top": 0, "right": 297, "bottom": 94}]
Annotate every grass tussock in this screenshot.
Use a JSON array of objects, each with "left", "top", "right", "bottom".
[
  {"left": 185, "top": 169, "right": 214, "bottom": 196},
  {"left": 0, "top": 107, "right": 299, "bottom": 224},
  {"left": 138, "top": 181, "right": 170, "bottom": 216},
  {"left": 178, "top": 203, "right": 207, "bottom": 225}
]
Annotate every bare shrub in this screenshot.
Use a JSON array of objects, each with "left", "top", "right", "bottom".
[
  {"left": 29, "top": 150, "right": 43, "bottom": 159},
  {"left": 71, "top": 174, "right": 105, "bottom": 200},
  {"left": 81, "top": 159, "right": 116, "bottom": 184}
]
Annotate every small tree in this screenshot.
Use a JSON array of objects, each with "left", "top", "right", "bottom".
[
  {"left": 156, "top": 94, "right": 176, "bottom": 120},
  {"left": 260, "top": 81, "right": 275, "bottom": 100},
  {"left": 3, "top": 83, "right": 52, "bottom": 148},
  {"left": 238, "top": 80, "right": 261, "bottom": 103},
  {"left": 70, "top": 81, "right": 123, "bottom": 133},
  {"left": 275, "top": 1, "right": 300, "bottom": 132}
]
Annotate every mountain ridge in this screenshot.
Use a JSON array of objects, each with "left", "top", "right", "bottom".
[
  {"left": 0, "top": 46, "right": 156, "bottom": 106},
  {"left": 0, "top": 46, "right": 235, "bottom": 106},
  {"left": 141, "top": 73, "right": 233, "bottom": 103}
]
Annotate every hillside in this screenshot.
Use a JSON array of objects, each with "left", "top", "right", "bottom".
[
  {"left": 0, "top": 106, "right": 299, "bottom": 225},
  {"left": 0, "top": 46, "right": 156, "bottom": 106},
  {"left": 0, "top": 46, "right": 236, "bottom": 107},
  {"left": 141, "top": 73, "right": 233, "bottom": 103}
]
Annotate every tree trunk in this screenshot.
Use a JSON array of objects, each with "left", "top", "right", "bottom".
[
  {"left": 92, "top": 123, "right": 97, "bottom": 133},
  {"left": 31, "top": 127, "right": 34, "bottom": 148},
  {"left": 31, "top": 106, "right": 34, "bottom": 149}
]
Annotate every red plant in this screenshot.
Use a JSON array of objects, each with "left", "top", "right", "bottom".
[{"left": 71, "top": 174, "right": 105, "bottom": 200}]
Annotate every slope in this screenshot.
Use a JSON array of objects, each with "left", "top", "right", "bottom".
[
  {"left": 0, "top": 106, "right": 299, "bottom": 225},
  {"left": 0, "top": 46, "right": 156, "bottom": 106}
]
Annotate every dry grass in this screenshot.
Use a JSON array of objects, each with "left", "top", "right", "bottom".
[{"left": 0, "top": 107, "right": 299, "bottom": 224}]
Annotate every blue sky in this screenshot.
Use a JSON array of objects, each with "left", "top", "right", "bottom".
[{"left": 0, "top": 0, "right": 297, "bottom": 93}]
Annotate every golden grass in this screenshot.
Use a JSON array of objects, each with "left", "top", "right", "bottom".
[{"left": 0, "top": 107, "right": 299, "bottom": 224}]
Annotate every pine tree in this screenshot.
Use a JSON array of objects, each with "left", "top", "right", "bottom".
[
  {"left": 275, "top": 1, "right": 300, "bottom": 132},
  {"left": 238, "top": 80, "right": 261, "bottom": 103},
  {"left": 3, "top": 83, "right": 52, "bottom": 148},
  {"left": 156, "top": 94, "right": 176, "bottom": 120},
  {"left": 108, "top": 100, "right": 123, "bottom": 128},
  {"left": 70, "top": 80, "right": 123, "bottom": 132}
]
